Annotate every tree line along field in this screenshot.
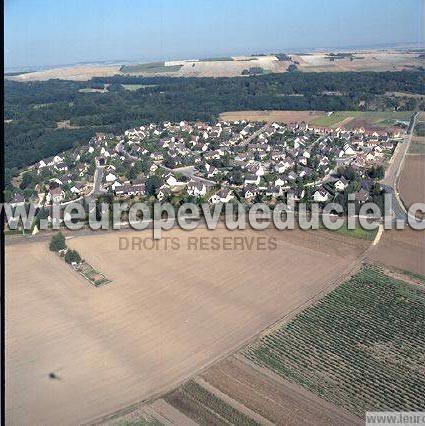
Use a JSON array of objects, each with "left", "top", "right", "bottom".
[{"left": 244, "top": 267, "right": 425, "bottom": 417}]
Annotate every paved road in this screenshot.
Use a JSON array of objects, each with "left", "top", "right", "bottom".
[
  {"left": 380, "top": 112, "right": 418, "bottom": 221},
  {"left": 84, "top": 165, "right": 105, "bottom": 203},
  {"left": 240, "top": 124, "right": 270, "bottom": 147}
]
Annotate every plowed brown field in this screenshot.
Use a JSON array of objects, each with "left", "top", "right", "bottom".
[{"left": 6, "top": 227, "right": 366, "bottom": 425}]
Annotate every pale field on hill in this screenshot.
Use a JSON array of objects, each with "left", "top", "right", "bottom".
[
  {"left": 165, "top": 55, "right": 290, "bottom": 77},
  {"left": 293, "top": 51, "right": 422, "bottom": 72},
  {"left": 7, "top": 51, "right": 422, "bottom": 81},
  {"left": 8, "top": 65, "right": 122, "bottom": 82},
  {"left": 6, "top": 227, "right": 367, "bottom": 425}
]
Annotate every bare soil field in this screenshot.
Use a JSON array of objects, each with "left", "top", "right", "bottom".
[
  {"left": 398, "top": 154, "right": 425, "bottom": 208},
  {"left": 293, "top": 51, "right": 423, "bottom": 72},
  {"left": 368, "top": 228, "right": 425, "bottom": 276},
  {"left": 199, "top": 356, "right": 361, "bottom": 425},
  {"left": 7, "top": 50, "right": 420, "bottom": 81},
  {"left": 220, "top": 110, "right": 325, "bottom": 123},
  {"left": 7, "top": 65, "right": 121, "bottom": 82},
  {"left": 6, "top": 227, "right": 367, "bottom": 425}
]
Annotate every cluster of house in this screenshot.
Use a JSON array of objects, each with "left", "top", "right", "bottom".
[
  {"left": 107, "top": 119, "right": 401, "bottom": 203},
  {"left": 10, "top": 119, "right": 403, "bottom": 208}
]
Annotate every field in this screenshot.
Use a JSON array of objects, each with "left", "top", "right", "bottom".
[
  {"left": 164, "top": 380, "right": 259, "bottom": 425},
  {"left": 399, "top": 154, "right": 425, "bottom": 209},
  {"left": 220, "top": 110, "right": 325, "bottom": 124},
  {"left": 369, "top": 227, "right": 425, "bottom": 277},
  {"left": 408, "top": 136, "right": 425, "bottom": 154},
  {"left": 120, "top": 62, "right": 183, "bottom": 74},
  {"left": 122, "top": 84, "right": 158, "bottom": 91},
  {"left": 292, "top": 51, "right": 423, "bottom": 73},
  {"left": 320, "top": 221, "right": 378, "bottom": 241},
  {"left": 7, "top": 64, "right": 122, "bottom": 81},
  {"left": 5, "top": 227, "right": 367, "bottom": 425},
  {"left": 243, "top": 267, "right": 425, "bottom": 417},
  {"left": 219, "top": 110, "right": 412, "bottom": 131},
  {"left": 311, "top": 111, "right": 412, "bottom": 130},
  {"left": 7, "top": 50, "right": 423, "bottom": 81}
]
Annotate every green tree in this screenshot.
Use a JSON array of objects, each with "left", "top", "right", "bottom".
[
  {"left": 20, "top": 172, "right": 34, "bottom": 190},
  {"left": 65, "top": 249, "right": 82, "bottom": 264},
  {"left": 49, "top": 232, "right": 66, "bottom": 252},
  {"left": 146, "top": 175, "right": 161, "bottom": 196}
]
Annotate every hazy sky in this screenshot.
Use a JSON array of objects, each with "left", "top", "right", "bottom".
[{"left": 5, "top": 0, "right": 424, "bottom": 69}]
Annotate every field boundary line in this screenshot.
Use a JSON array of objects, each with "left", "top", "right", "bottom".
[{"left": 193, "top": 377, "right": 274, "bottom": 425}]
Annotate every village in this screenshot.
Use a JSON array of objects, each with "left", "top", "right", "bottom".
[{"left": 8, "top": 117, "right": 406, "bottom": 213}]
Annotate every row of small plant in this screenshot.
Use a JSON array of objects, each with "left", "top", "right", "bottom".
[
  {"left": 49, "top": 232, "right": 110, "bottom": 286},
  {"left": 165, "top": 381, "right": 258, "bottom": 425},
  {"left": 243, "top": 267, "right": 425, "bottom": 416}
]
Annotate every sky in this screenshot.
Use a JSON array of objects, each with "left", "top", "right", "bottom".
[{"left": 5, "top": 0, "right": 424, "bottom": 70}]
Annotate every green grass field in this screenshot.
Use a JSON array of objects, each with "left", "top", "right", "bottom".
[
  {"left": 244, "top": 267, "right": 425, "bottom": 416},
  {"left": 311, "top": 111, "right": 363, "bottom": 127},
  {"left": 311, "top": 111, "right": 412, "bottom": 129},
  {"left": 120, "top": 62, "right": 182, "bottom": 74},
  {"left": 320, "top": 221, "right": 378, "bottom": 240},
  {"left": 201, "top": 57, "right": 233, "bottom": 62}
]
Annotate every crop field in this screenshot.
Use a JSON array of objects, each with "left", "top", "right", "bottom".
[
  {"left": 292, "top": 51, "right": 423, "bottom": 72},
  {"left": 120, "top": 62, "right": 183, "bottom": 74},
  {"left": 244, "top": 267, "right": 425, "bottom": 416},
  {"left": 220, "top": 110, "right": 325, "bottom": 123},
  {"left": 164, "top": 380, "right": 259, "bottom": 425},
  {"left": 220, "top": 110, "right": 412, "bottom": 131},
  {"left": 311, "top": 111, "right": 412, "bottom": 130},
  {"left": 5, "top": 227, "right": 367, "bottom": 425},
  {"left": 408, "top": 136, "right": 425, "bottom": 154}
]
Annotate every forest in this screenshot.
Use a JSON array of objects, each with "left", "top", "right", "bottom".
[{"left": 4, "top": 71, "right": 424, "bottom": 175}]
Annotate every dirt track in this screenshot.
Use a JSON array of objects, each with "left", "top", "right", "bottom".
[{"left": 6, "top": 227, "right": 366, "bottom": 425}]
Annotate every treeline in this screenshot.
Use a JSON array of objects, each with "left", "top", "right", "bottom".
[{"left": 4, "top": 71, "right": 424, "bottom": 175}]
